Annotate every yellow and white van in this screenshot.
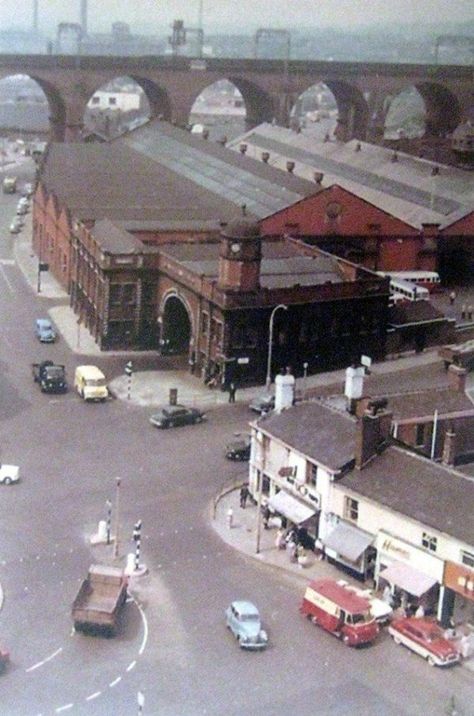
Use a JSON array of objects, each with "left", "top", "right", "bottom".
[{"left": 74, "top": 365, "right": 108, "bottom": 402}]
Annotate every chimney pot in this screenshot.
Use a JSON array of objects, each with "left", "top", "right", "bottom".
[
  {"left": 286, "top": 160, "right": 295, "bottom": 173},
  {"left": 239, "top": 143, "right": 247, "bottom": 154},
  {"left": 314, "top": 171, "right": 324, "bottom": 184},
  {"left": 261, "top": 151, "right": 270, "bottom": 163}
]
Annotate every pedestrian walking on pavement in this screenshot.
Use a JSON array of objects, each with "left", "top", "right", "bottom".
[
  {"left": 449, "top": 290, "right": 456, "bottom": 306},
  {"left": 239, "top": 484, "right": 249, "bottom": 509},
  {"left": 228, "top": 381, "right": 237, "bottom": 403}
]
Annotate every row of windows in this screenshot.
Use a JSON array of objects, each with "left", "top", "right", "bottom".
[{"left": 343, "top": 497, "right": 474, "bottom": 567}]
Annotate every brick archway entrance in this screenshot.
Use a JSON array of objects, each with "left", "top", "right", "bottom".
[{"left": 161, "top": 295, "right": 191, "bottom": 355}]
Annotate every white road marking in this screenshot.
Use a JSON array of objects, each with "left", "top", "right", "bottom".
[
  {"left": 0, "top": 264, "right": 14, "bottom": 293},
  {"left": 109, "top": 676, "right": 121, "bottom": 687},
  {"left": 126, "top": 660, "right": 136, "bottom": 672},
  {"left": 0, "top": 259, "right": 15, "bottom": 265},
  {"left": 86, "top": 691, "right": 101, "bottom": 701},
  {"left": 26, "top": 647, "right": 63, "bottom": 673},
  {"left": 55, "top": 704, "right": 73, "bottom": 713}
]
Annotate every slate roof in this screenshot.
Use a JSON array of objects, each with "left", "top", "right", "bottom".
[
  {"left": 227, "top": 123, "right": 474, "bottom": 226},
  {"left": 160, "top": 239, "right": 344, "bottom": 288},
  {"left": 256, "top": 399, "right": 474, "bottom": 544},
  {"left": 339, "top": 446, "right": 474, "bottom": 545},
  {"left": 388, "top": 300, "right": 448, "bottom": 327},
  {"left": 381, "top": 388, "right": 474, "bottom": 421},
  {"left": 255, "top": 401, "right": 356, "bottom": 471}
]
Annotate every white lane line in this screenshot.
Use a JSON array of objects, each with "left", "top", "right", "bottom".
[
  {"left": 126, "top": 660, "right": 136, "bottom": 672},
  {"left": 86, "top": 691, "right": 101, "bottom": 701},
  {"left": 55, "top": 704, "right": 73, "bottom": 713},
  {"left": 109, "top": 676, "right": 122, "bottom": 687},
  {"left": 0, "top": 259, "right": 15, "bottom": 265},
  {"left": 136, "top": 600, "right": 149, "bottom": 656},
  {"left": 26, "top": 647, "right": 63, "bottom": 672},
  {"left": 0, "top": 264, "right": 15, "bottom": 293}
]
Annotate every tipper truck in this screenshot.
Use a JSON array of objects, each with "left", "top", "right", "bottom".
[{"left": 72, "top": 565, "right": 128, "bottom": 635}]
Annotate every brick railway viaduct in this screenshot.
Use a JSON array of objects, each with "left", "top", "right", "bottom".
[{"left": 0, "top": 54, "right": 471, "bottom": 142}]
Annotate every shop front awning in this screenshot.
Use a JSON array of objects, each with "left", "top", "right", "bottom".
[
  {"left": 268, "top": 491, "right": 316, "bottom": 525},
  {"left": 324, "top": 522, "right": 374, "bottom": 562},
  {"left": 379, "top": 561, "right": 437, "bottom": 598}
]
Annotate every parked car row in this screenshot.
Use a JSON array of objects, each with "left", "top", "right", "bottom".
[{"left": 227, "top": 578, "right": 463, "bottom": 667}]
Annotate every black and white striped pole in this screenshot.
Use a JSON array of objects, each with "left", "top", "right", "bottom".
[
  {"left": 125, "top": 360, "right": 134, "bottom": 400},
  {"left": 105, "top": 499, "right": 112, "bottom": 545},
  {"left": 133, "top": 519, "right": 142, "bottom": 572}
]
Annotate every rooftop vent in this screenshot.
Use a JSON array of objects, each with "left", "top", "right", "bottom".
[
  {"left": 239, "top": 143, "right": 247, "bottom": 154},
  {"left": 261, "top": 151, "right": 270, "bottom": 163}
]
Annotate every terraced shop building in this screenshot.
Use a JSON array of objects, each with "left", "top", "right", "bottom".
[{"left": 70, "top": 218, "right": 389, "bottom": 386}]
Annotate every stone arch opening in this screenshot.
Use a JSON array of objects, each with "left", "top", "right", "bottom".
[
  {"left": 161, "top": 294, "right": 192, "bottom": 355},
  {"left": 384, "top": 83, "right": 461, "bottom": 141},
  {"left": 0, "top": 73, "right": 55, "bottom": 140},
  {"left": 83, "top": 75, "right": 152, "bottom": 140},
  {"left": 189, "top": 76, "right": 273, "bottom": 139},
  {"left": 290, "top": 82, "right": 338, "bottom": 137},
  {"left": 189, "top": 79, "right": 246, "bottom": 141}
]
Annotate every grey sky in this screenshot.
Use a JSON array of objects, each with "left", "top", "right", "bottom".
[{"left": 1, "top": 0, "right": 473, "bottom": 34}]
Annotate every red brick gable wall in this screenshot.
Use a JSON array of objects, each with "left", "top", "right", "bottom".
[
  {"left": 261, "top": 185, "right": 418, "bottom": 237},
  {"left": 441, "top": 210, "right": 474, "bottom": 236}
]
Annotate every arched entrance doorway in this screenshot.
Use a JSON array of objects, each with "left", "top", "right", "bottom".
[{"left": 161, "top": 295, "right": 192, "bottom": 355}]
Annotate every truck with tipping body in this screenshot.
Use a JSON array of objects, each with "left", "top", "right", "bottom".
[
  {"left": 438, "top": 339, "right": 474, "bottom": 372},
  {"left": 32, "top": 360, "right": 67, "bottom": 393},
  {"left": 72, "top": 564, "right": 128, "bottom": 635},
  {"left": 300, "top": 578, "right": 379, "bottom": 646}
]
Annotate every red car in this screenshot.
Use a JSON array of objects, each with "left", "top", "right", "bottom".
[{"left": 388, "top": 617, "right": 460, "bottom": 667}]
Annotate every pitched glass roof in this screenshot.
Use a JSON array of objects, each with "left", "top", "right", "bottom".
[
  {"left": 242, "top": 132, "right": 462, "bottom": 216},
  {"left": 125, "top": 131, "right": 304, "bottom": 218}
]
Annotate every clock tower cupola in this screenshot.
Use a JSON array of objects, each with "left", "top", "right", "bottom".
[{"left": 218, "top": 220, "right": 262, "bottom": 291}]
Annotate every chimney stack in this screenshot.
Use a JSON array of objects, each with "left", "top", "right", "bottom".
[
  {"left": 447, "top": 364, "right": 467, "bottom": 393},
  {"left": 442, "top": 426, "right": 456, "bottom": 466},
  {"left": 275, "top": 367, "right": 295, "bottom": 412},
  {"left": 355, "top": 400, "right": 392, "bottom": 469}
]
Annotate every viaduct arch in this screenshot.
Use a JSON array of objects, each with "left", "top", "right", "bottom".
[{"left": 0, "top": 55, "right": 470, "bottom": 142}]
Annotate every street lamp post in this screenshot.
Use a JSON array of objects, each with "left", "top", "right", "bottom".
[
  {"left": 265, "top": 304, "right": 288, "bottom": 390},
  {"left": 303, "top": 361, "right": 308, "bottom": 398}
]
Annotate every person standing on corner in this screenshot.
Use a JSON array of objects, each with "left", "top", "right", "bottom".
[{"left": 228, "top": 381, "right": 236, "bottom": 403}]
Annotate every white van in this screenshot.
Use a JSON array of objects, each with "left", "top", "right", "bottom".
[{"left": 74, "top": 365, "right": 108, "bottom": 402}]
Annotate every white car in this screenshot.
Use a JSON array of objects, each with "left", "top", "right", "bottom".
[{"left": 0, "top": 464, "right": 19, "bottom": 485}]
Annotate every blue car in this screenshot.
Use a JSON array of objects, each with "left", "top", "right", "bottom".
[
  {"left": 35, "top": 318, "right": 57, "bottom": 343},
  {"left": 225, "top": 601, "right": 268, "bottom": 650}
]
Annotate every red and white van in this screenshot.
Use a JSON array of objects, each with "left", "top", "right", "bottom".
[{"left": 300, "top": 578, "right": 379, "bottom": 646}]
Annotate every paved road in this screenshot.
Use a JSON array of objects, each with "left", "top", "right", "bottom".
[{"left": 0, "top": 158, "right": 472, "bottom": 715}]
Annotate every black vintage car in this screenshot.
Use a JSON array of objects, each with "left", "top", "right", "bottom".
[
  {"left": 149, "top": 405, "right": 206, "bottom": 429},
  {"left": 225, "top": 438, "right": 251, "bottom": 461}
]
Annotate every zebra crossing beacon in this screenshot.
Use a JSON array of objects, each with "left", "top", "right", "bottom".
[
  {"left": 133, "top": 520, "right": 142, "bottom": 570},
  {"left": 125, "top": 361, "right": 134, "bottom": 400}
]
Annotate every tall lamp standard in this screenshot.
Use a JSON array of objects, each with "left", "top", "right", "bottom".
[{"left": 265, "top": 304, "right": 288, "bottom": 390}]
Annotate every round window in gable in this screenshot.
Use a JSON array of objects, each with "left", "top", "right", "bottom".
[{"left": 326, "top": 201, "right": 342, "bottom": 220}]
